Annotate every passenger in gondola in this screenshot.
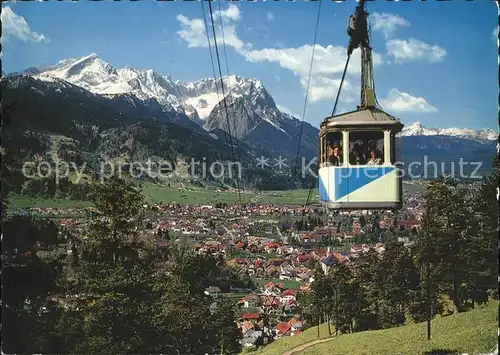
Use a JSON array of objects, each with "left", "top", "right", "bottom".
[
  {"left": 366, "top": 149, "right": 382, "bottom": 165},
  {"left": 350, "top": 143, "right": 365, "bottom": 165},
  {"left": 328, "top": 145, "right": 343, "bottom": 166}
]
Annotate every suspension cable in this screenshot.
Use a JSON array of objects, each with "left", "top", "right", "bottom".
[
  {"left": 201, "top": 1, "right": 229, "bottom": 166},
  {"left": 291, "top": 0, "right": 323, "bottom": 190},
  {"left": 217, "top": 0, "right": 232, "bottom": 90},
  {"left": 208, "top": 0, "right": 242, "bottom": 203},
  {"left": 216, "top": 0, "right": 242, "bottom": 184},
  {"left": 331, "top": 54, "right": 351, "bottom": 116}
]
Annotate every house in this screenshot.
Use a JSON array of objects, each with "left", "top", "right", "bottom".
[
  {"left": 320, "top": 254, "right": 338, "bottom": 275},
  {"left": 350, "top": 245, "right": 363, "bottom": 254},
  {"left": 296, "top": 254, "right": 310, "bottom": 264},
  {"left": 204, "top": 286, "right": 221, "bottom": 298},
  {"left": 242, "top": 313, "right": 260, "bottom": 321},
  {"left": 289, "top": 317, "right": 303, "bottom": 332},
  {"left": 241, "top": 330, "right": 262, "bottom": 348},
  {"left": 275, "top": 322, "right": 292, "bottom": 337},
  {"left": 240, "top": 320, "right": 255, "bottom": 333},
  {"left": 239, "top": 295, "right": 259, "bottom": 308}
]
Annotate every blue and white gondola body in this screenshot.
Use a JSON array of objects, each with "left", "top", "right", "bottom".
[
  {"left": 318, "top": 164, "right": 402, "bottom": 210},
  {"left": 318, "top": 109, "right": 404, "bottom": 210}
]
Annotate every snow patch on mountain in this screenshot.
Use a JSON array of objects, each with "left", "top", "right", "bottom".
[
  {"left": 184, "top": 92, "right": 222, "bottom": 120},
  {"left": 400, "top": 121, "right": 497, "bottom": 141},
  {"left": 33, "top": 55, "right": 284, "bottom": 129},
  {"left": 35, "top": 53, "right": 182, "bottom": 113}
]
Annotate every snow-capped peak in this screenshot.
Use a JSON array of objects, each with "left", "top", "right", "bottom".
[
  {"left": 181, "top": 75, "right": 269, "bottom": 120},
  {"left": 400, "top": 121, "right": 497, "bottom": 141},
  {"left": 28, "top": 53, "right": 278, "bottom": 123},
  {"left": 34, "top": 53, "right": 184, "bottom": 112}
]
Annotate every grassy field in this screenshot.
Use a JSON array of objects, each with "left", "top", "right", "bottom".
[
  {"left": 249, "top": 301, "right": 498, "bottom": 355},
  {"left": 246, "top": 323, "right": 334, "bottom": 355},
  {"left": 7, "top": 183, "right": 315, "bottom": 208},
  {"left": 7, "top": 181, "right": 422, "bottom": 209},
  {"left": 6, "top": 194, "right": 92, "bottom": 209}
]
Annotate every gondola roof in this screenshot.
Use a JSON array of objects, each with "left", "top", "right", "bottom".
[{"left": 320, "top": 107, "right": 403, "bottom": 134}]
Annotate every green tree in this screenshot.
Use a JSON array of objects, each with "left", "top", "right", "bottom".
[
  {"left": 414, "top": 177, "right": 471, "bottom": 313},
  {"left": 376, "top": 242, "right": 419, "bottom": 328},
  {"left": 66, "top": 176, "right": 157, "bottom": 354},
  {"left": 212, "top": 297, "right": 242, "bottom": 354},
  {"left": 2, "top": 215, "right": 63, "bottom": 353},
  {"left": 330, "top": 263, "right": 359, "bottom": 334},
  {"left": 351, "top": 249, "right": 381, "bottom": 331},
  {"left": 465, "top": 157, "right": 499, "bottom": 304}
]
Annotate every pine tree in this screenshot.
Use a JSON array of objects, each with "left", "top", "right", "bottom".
[
  {"left": 2, "top": 215, "right": 63, "bottom": 353},
  {"left": 351, "top": 249, "right": 380, "bottom": 331},
  {"left": 466, "top": 157, "right": 499, "bottom": 304},
  {"left": 414, "top": 177, "right": 473, "bottom": 313},
  {"left": 212, "top": 297, "right": 242, "bottom": 354},
  {"left": 377, "top": 242, "right": 419, "bottom": 328},
  {"left": 66, "top": 176, "right": 157, "bottom": 354},
  {"left": 330, "top": 263, "right": 358, "bottom": 334}
]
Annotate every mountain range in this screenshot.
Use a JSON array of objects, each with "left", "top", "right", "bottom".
[
  {"left": 400, "top": 121, "right": 497, "bottom": 142},
  {"left": 7, "top": 53, "right": 318, "bottom": 158},
  {"left": 7, "top": 53, "right": 497, "bottom": 150},
  {"left": 1, "top": 53, "right": 497, "bottom": 196}
]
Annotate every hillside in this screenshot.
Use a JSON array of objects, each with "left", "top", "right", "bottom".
[
  {"left": 1, "top": 75, "right": 280, "bottom": 197},
  {"left": 248, "top": 301, "right": 498, "bottom": 355}
]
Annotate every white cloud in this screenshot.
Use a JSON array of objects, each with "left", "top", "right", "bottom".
[
  {"left": 370, "top": 12, "right": 410, "bottom": 38},
  {"left": 380, "top": 88, "right": 437, "bottom": 113},
  {"left": 386, "top": 38, "right": 446, "bottom": 63},
  {"left": 246, "top": 45, "right": 383, "bottom": 78},
  {"left": 266, "top": 12, "right": 276, "bottom": 21},
  {"left": 245, "top": 44, "right": 382, "bottom": 102},
  {"left": 1, "top": 7, "right": 50, "bottom": 43},
  {"left": 218, "top": 4, "right": 241, "bottom": 21},
  {"left": 176, "top": 5, "right": 385, "bottom": 104},
  {"left": 176, "top": 4, "right": 249, "bottom": 53},
  {"left": 176, "top": 15, "right": 207, "bottom": 48},
  {"left": 493, "top": 27, "right": 499, "bottom": 41},
  {"left": 306, "top": 76, "right": 359, "bottom": 103}
]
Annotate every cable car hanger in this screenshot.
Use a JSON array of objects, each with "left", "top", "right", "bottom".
[{"left": 327, "top": 0, "right": 380, "bottom": 121}]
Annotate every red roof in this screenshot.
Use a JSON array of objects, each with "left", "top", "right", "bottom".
[
  {"left": 297, "top": 254, "right": 309, "bottom": 263},
  {"left": 265, "top": 243, "right": 281, "bottom": 248},
  {"left": 265, "top": 281, "right": 275, "bottom": 289},
  {"left": 242, "top": 313, "right": 260, "bottom": 320},
  {"left": 276, "top": 322, "right": 292, "bottom": 334},
  {"left": 283, "top": 289, "right": 296, "bottom": 296}
]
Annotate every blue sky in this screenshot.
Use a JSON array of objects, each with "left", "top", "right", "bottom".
[{"left": 2, "top": 0, "right": 498, "bottom": 130}]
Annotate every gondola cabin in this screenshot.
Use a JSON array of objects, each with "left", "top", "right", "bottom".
[
  {"left": 318, "top": 108, "right": 404, "bottom": 210},
  {"left": 317, "top": 0, "right": 405, "bottom": 210}
]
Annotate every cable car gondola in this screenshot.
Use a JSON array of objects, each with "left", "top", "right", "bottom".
[{"left": 318, "top": 0, "right": 404, "bottom": 210}]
